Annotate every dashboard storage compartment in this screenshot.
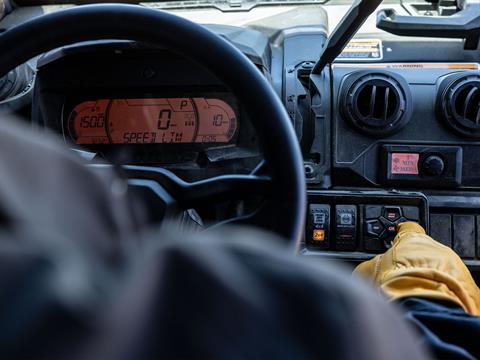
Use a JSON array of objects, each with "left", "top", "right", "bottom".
[
  {"left": 453, "top": 215, "right": 476, "bottom": 258},
  {"left": 430, "top": 211, "right": 480, "bottom": 261}
]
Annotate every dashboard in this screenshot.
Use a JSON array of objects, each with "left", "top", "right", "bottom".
[{"left": 1, "top": 1, "right": 480, "bottom": 273}]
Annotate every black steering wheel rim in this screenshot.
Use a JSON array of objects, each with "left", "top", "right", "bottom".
[{"left": 0, "top": 3, "right": 306, "bottom": 244}]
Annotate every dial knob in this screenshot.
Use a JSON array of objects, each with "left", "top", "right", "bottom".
[{"left": 422, "top": 155, "right": 444, "bottom": 176}]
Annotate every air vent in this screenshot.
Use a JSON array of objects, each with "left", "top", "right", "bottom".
[
  {"left": 439, "top": 75, "right": 480, "bottom": 139},
  {"left": 341, "top": 72, "right": 411, "bottom": 137}
]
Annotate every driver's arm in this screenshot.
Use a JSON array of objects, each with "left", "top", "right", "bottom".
[{"left": 354, "top": 222, "right": 480, "bottom": 359}]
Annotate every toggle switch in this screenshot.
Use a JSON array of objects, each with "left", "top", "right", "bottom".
[
  {"left": 335, "top": 205, "right": 357, "bottom": 250},
  {"left": 308, "top": 204, "right": 330, "bottom": 249}
]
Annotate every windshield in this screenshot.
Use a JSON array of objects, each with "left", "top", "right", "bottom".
[{"left": 1, "top": 0, "right": 459, "bottom": 36}]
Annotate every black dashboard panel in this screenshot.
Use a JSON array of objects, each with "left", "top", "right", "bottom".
[
  {"left": 32, "top": 41, "right": 262, "bottom": 180},
  {"left": 332, "top": 62, "right": 480, "bottom": 189}
]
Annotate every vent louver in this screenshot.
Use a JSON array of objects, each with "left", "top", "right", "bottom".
[
  {"left": 341, "top": 73, "right": 411, "bottom": 137},
  {"left": 440, "top": 75, "right": 480, "bottom": 138}
]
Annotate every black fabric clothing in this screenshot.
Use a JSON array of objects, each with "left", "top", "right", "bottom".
[
  {"left": 0, "top": 227, "right": 430, "bottom": 360},
  {"left": 400, "top": 297, "right": 480, "bottom": 360}
]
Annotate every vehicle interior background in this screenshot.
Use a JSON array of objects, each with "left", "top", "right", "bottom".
[{"left": 1, "top": 0, "right": 480, "bottom": 284}]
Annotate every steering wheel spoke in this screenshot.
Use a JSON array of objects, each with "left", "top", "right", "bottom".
[{"left": 122, "top": 165, "right": 271, "bottom": 208}]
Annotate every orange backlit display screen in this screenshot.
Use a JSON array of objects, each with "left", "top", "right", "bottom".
[
  {"left": 68, "top": 98, "right": 237, "bottom": 145},
  {"left": 391, "top": 153, "right": 419, "bottom": 175}
]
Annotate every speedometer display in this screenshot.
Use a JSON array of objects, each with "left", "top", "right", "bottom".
[{"left": 68, "top": 97, "right": 238, "bottom": 145}]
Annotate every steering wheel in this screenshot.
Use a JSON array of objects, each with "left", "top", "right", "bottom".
[{"left": 0, "top": 4, "right": 306, "bottom": 245}]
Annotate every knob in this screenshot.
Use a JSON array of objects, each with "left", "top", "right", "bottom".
[{"left": 422, "top": 155, "right": 444, "bottom": 176}]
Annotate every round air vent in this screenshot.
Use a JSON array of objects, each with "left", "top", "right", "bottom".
[
  {"left": 439, "top": 75, "right": 480, "bottom": 139},
  {"left": 341, "top": 72, "right": 412, "bottom": 137}
]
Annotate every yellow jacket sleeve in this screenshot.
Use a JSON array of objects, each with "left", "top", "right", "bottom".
[{"left": 354, "top": 222, "right": 480, "bottom": 316}]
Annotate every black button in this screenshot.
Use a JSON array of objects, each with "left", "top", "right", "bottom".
[
  {"left": 335, "top": 205, "right": 357, "bottom": 250},
  {"left": 386, "top": 223, "right": 397, "bottom": 234},
  {"left": 365, "top": 205, "right": 382, "bottom": 219},
  {"left": 366, "top": 219, "right": 384, "bottom": 237},
  {"left": 383, "top": 207, "right": 401, "bottom": 222}
]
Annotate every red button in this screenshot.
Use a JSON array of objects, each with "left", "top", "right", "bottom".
[{"left": 384, "top": 207, "right": 401, "bottom": 222}]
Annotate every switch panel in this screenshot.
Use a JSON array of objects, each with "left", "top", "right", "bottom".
[
  {"left": 364, "top": 205, "right": 420, "bottom": 252},
  {"left": 308, "top": 204, "right": 331, "bottom": 249},
  {"left": 306, "top": 192, "right": 428, "bottom": 256},
  {"left": 335, "top": 205, "right": 357, "bottom": 250}
]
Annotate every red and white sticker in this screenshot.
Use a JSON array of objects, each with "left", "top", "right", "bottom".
[
  {"left": 338, "top": 39, "right": 383, "bottom": 61},
  {"left": 391, "top": 153, "right": 419, "bottom": 175}
]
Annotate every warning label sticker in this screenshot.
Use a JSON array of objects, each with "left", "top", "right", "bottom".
[
  {"left": 338, "top": 39, "right": 383, "bottom": 61},
  {"left": 334, "top": 63, "right": 480, "bottom": 70}
]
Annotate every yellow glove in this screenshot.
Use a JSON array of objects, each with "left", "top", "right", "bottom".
[{"left": 355, "top": 222, "right": 480, "bottom": 316}]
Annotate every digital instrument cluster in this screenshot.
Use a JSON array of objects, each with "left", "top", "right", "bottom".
[{"left": 67, "top": 97, "right": 238, "bottom": 145}]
